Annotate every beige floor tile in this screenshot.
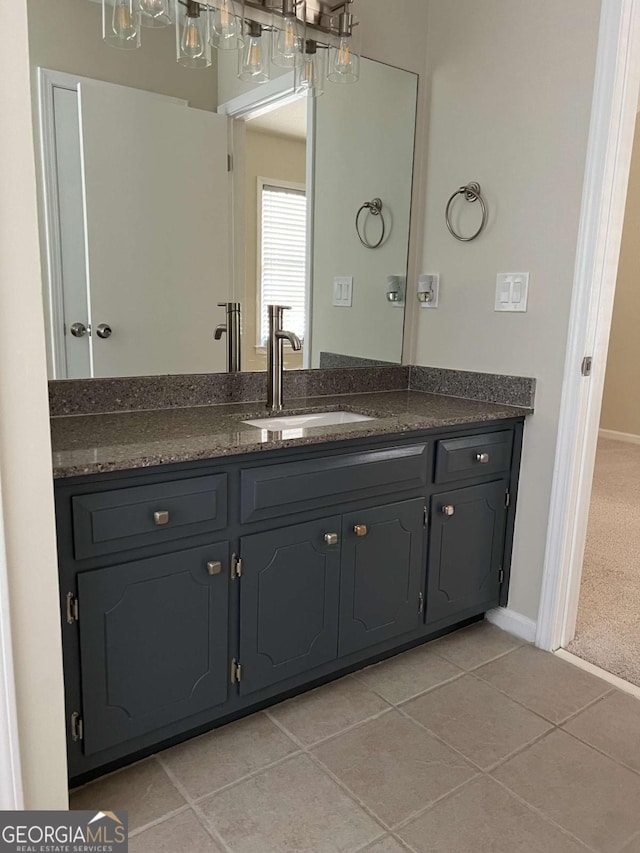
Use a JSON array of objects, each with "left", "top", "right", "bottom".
[
  {"left": 402, "top": 674, "right": 551, "bottom": 769},
  {"left": 493, "top": 729, "right": 640, "bottom": 852},
  {"left": 357, "top": 644, "right": 463, "bottom": 705},
  {"left": 268, "top": 676, "right": 390, "bottom": 746},
  {"left": 431, "top": 621, "right": 522, "bottom": 670},
  {"left": 130, "top": 809, "right": 222, "bottom": 853},
  {"left": 475, "top": 644, "right": 610, "bottom": 723},
  {"left": 200, "top": 753, "right": 382, "bottom": 853},
  {"left": 563, "top": 691, "right": 640, "bottom": 773},
  {"left": 622, "top": 832, "right": 640, "bottom": 852},
  {"left": 160, "top": 712, "right": 298, "bottom": 799},
  {"left": 69, "top": 758, "right": 185, "bottom": 832},
  {"left": 360, "top": 836, "right": 409, "bottom": 853},
  {"left": 398, "top": 776, "right": 588, "bottom": 853},
  {"left": 313, "top": 710, "right": 475, "bottom": 827}
]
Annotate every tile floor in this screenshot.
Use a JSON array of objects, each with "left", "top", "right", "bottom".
[{"left": 70, "top": 621, "right": 640, "bottom": 853}]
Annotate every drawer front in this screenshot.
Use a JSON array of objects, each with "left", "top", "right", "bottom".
[
  {"left": 435, "top": 431, "right": 513, "bottom": 484},
  {"left": 240, "top": 443, "right": 429, "bottom": 524},
  {"left": 72, "top": 474, "right": 227, "bottom": 560}
]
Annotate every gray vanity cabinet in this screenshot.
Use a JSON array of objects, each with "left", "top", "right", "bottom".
[
  {"left": 339, "top": 498, "right": 426, "bottom": 656},
  {"left": 238, "top": 517, "right": 342, "bottom": 695},
  {"left": 426, "top": 480, "right": 508, "bottom": 624},
  {"left": 76, "top": 543, "right": 230, "bottom": 755}
]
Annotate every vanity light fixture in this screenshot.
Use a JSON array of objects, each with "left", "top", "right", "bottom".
[
  {"left": 175, "top": 0, "right": 212, "bottom": 67},
  {"left": 102, "top": 0, "right": 141, "bottom": 49},
  {"left": 139, "top": 0, "right": 173, "bottom": 28},
  {"left": 239, "top": 20, "right": 271, "bottom": 81},
  {"left": 211, "top": 0, "right": 243, "bottom": 50},
  {"left": 271, "top": 0, "right": 301, "bottom": 67},
  {"left": 327, "top": 0, "right": 359, "bottom": 84},
  {"left": 294, "top": 38, "right": 325, "bottom": 98}
]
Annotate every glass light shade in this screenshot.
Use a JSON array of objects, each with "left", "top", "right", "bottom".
[
  {"left": 328, "top": 35, "right": 360, "bottom": 83},
  {"left": 238, "top": 24, "right": 270, "bottom": 83},
  {"left": 102, "top": 0, "right": 141, "bottom": 49},
  {"left": 271, "top": 14, "right": 300, "bottom": 68},
  {"left": 139, "top": 0, "right": 172, "bottom": 28},
  {"left": 294, "top": 42, "right": 325, "bottom": 97},
  {"left": 175, "top": 0, "right": 212, "bottom": 68},
  {"left": 211, "top": 0, "right": 242, "bottom": 51}
]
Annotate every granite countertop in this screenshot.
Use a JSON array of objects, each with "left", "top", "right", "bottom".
[{"left": 50, "top": 390, "right": 530, "bottom": 479}]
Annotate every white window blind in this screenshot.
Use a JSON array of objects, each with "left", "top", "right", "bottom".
[{"left": 259, "top": 184, "right": 307, "bottom": 346}]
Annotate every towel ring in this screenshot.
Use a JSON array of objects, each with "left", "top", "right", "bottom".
[
  {"left": 445, "top": 182, "right": 488, "bottom": 242},
  {"left": 356, "top": 198, "right": 386, "bottom": 249}
]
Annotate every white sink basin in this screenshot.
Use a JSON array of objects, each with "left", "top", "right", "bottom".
[{"left": 243, "top": 411, "right": 375, "bottom": 431}]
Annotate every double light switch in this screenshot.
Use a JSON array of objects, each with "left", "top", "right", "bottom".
[{"left": 495, "top": 273, "right": 529, "bottom": 313}]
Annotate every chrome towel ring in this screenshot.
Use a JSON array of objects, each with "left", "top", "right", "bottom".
[
  {"left": 445, "top": 182, "right": 488, "bottom": 242},
  {"left": 356, "top": 198, "right": 386, "bottom": 249}
]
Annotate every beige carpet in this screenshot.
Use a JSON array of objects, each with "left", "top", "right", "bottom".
[{"left": 567, "top": 437, "right": 640, "bottom": 685}]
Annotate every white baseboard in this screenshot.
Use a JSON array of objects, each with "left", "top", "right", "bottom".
[
  {"left": 486, "top": 607, "right": 537, "bottom": 643},
  {"left": 599, "top": 428, "right": 640, "bottom": 445}
]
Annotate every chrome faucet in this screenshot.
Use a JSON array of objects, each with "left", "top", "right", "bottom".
[
  {"left": 214, "top": 302, "right": 242, "bottom": 373},
  {"left": 266, "top": 305, "right": 302, "bottom": 412}
]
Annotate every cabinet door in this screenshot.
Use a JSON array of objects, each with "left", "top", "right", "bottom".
[
  {"left": 339, "top": 499, "right": 426, "bottom": 657},
  {"left": 427, "top": 481, "right": 507, "bottom": 624},
  {"left": 77, "top": 543, "right": 229, "bottom": 755},
  {"left": 238, "top": 517, "right": 341, "bottom": 695}
]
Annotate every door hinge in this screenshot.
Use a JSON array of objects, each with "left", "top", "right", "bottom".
[
  {"left": 231, "top": 658, "right": 242, "bottom": 684},
  {"left": 505, "top": 491, "right": 511, "bottom": 509},
  {"left": 66, "top": 592, "right": 79, "bottom": 624},
  {"left": 581, "top": 356, "right": 593, "bottom": 377},
  {"left": 418, "top": 592, "right": 425, "bottom": 615},
  {"left": 71, "top": 711, "right": 83, "bottom": 742},
  {"left": 423, "top": 505, "right": 428, "bottom": 528},
  {"left": 227, "top": 154, "right": 233, "bottom": 172},
  {"left": 231, "top": 554, "right": 242, "bottom": 579},
  {"left": 499, "top": 567, "right": 505, "bottom": 585}
]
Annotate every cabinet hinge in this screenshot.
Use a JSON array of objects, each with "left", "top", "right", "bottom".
[
  {"left": 66, "top": 592, "right": 79, "bottom": 624},
  {"left": 581, "top": 356, "right": 593, "bottom": 377},
  {"left": 499, "top": 567, "right": 505, "bottom": 585},
  {"left": 423, "top": 505, "right": 428, "bottom": 528},
  {"left": 231, "top": 658, "right": 242, "bottom": 684},
  {"left": 505, "top": 491, "right": 511, "bottom": 509},
  {"left": 418, "top": 592, "right": 425, "bottom": 615},
  {"left": 231, "top": 554, "right": 242, "bottom": 579},
  {"left": 71, "top": 711, "right": 84, "bottom": 742}
]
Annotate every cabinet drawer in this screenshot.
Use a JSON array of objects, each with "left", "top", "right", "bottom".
[
  {"left": 435, "top": 431, "right": 512, "bottom": 484},
  {"left": 240, "top": 443, "right": 429, "bottom": 524},
  {"left": 72, "top": 475, "right": 227, "bottom": 560}
]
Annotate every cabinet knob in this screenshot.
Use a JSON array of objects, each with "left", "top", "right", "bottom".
[
  {"left": 353, "top": 524, "right": 368, "bottom": 537},
  {"left": 441, "top": 505, "right": 455, "bottom": 517},
  {"left": 154, "top": 510, "right": 170, "bottom": 526},
  {"left": 207, "top": 560, "right": 222, "bottom": 576},
  {"left": 476, "top": 452, "right": 490, "bottom": 464},
  {"left": 324, "top": 533, "right": 339, "bottom": 546}
]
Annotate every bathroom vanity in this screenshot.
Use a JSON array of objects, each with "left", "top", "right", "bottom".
[{"left": 51, "top": 389, "right": 526, "bottom": 783}]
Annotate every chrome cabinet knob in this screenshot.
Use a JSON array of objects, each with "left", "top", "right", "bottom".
[
  {"left": 207, "top": 560, "right": 222, "bottom": 576},
  {"left": 476, "top": 452, "right": 490, "bottom": 464},
  {"left": 353, "top": 524, "right": 368, "bottom": 537},
  {"left": 96, "top": 323, "right": 113, "bottom": 339},
  {"left": 70, "top": 322, "right": 89, "bottom": 338},
  {"left": 154, "top": 510, "right": 170, "bottom": 526},
  {"left": 442, "top": 505, "right": 455, "bottom": 517},
  {"left": 324, "top": 533, "right": 339, "bottom": 546}
]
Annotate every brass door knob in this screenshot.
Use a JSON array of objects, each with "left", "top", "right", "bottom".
[
  {"left": 441, "top": 505, "right": 455, "bottom": 517},
  {"left": 353, "top": 524, "right": 368, "bottom": 537},
  {"left": 154, "top": 510, "right": 170, "bottom": 526},
  {"left": 476, "top": 452, "right": 490, "bottom": 464},
  {"left": 324, "top": 533, "right": 339, "bottom": 546}
]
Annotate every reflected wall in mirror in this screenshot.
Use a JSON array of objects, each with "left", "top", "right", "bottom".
[{"left": 28, "top": 0, "right": 418, "bottom": 379}]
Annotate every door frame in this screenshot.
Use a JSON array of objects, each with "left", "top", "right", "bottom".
[{"left": 537, "top": 0, "right": 640, "bottom": 651}]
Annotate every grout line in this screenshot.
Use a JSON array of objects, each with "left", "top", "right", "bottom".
[
  {"left": 433, "top": 643, "right": 525, "bottom": 674},
  {"left": 555, "top": 649, "right": 640, "bottom": 700},
  {"left": 190, "top": 748, "right": 305, "bottom": 802},
  {"left": 560, "top": 724, "right": 640, "bottom": 780},
  {"left": 557, "top": 687, "right": 617, "bottom": 726},
  {"left": 127, "top": 803, "right": 191, "bottom": 838},
  {"left": 387, "top": 774, "right": 481, "bottom": 834},
  {"left": 354, "top": 667, "right": 467, "bottom": 707},
  {"left": 265, "top": 703, "right": 396, "bottom": 752}
]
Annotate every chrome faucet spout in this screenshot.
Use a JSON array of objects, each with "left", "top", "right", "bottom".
[
  {"left": 214, "top": 324, "right": 226, "bottom": 341},
  {"left": 276, "top": 329, "right": 302, "bottom": 352}
]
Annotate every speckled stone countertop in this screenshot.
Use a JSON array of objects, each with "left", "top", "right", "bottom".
[{"left": 51, "top": 390, "right": 530, "bottom": 479}]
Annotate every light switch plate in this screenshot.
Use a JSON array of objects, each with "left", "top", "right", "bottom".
[
  {"left": 333, "top": 276, "right": 353, "bottom": 307},
  {"left": 418, "top": 274, "right": 440, "bottom": 309},
  {"left": 495, "top": 273, "right": 529, "bottom": 312}
]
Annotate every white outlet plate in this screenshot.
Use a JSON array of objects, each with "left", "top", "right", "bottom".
[
  {"left": 418, "top": 274, "right": 440, "bottom": 309},
  {"left": 333, "top": 276, "right": 353, "bottom": 307},
  {"left": 495, "top": 273, "right": 529, "bottom": 312}
]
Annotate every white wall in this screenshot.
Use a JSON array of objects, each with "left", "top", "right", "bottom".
[
  {"left": 413, "top": 0, "right": 602, "bottom": 621},
  {"left": 0, "top": 0, "right": 68, "bottom": 808}
]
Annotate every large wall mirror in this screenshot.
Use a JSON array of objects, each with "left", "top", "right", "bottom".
[{"left": 28, "top": 0, "right": 418, "bottom": 379}]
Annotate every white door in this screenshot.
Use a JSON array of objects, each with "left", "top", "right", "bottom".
[{"left": 78, "top": 82, "right": 231, "bottom": 377}]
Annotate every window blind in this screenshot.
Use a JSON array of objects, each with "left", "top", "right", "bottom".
[{"left": 260, "top": 184, "right": 307, "bottom": 346}]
